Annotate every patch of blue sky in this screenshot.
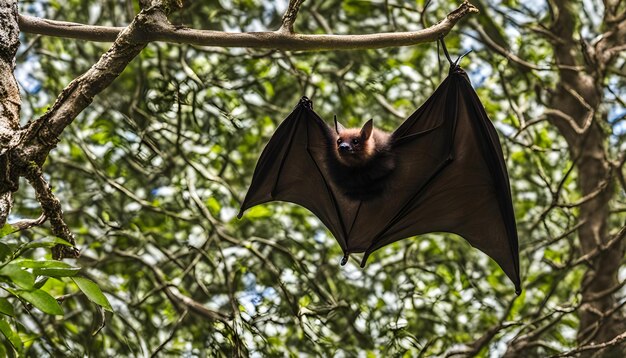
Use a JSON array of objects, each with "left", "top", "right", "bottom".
[
  {"left": 15, "top": 63, "right": 42, "bottom": 95},
  {"left": 609, "top": 107, "right": 626, "bottom": 137},
  {"left": 495, "top": 122, "right": 516, "bottom": 137},
  {"left": 265, "top": 0, "right": 287, "bottom": 24},
  {"left": 313, "top": 230, "right": 326, "bottom": 244},
  {"left": 467, "top": 63, "right": 492, "bottom": 88},
  {"left": 613, "top": 121, "right": 626, "bottom": 136},
  {"left": 19, "top": 1, "right": 46, "bottom": 17},
  {"left": 238, "top": 272, "right": 279, "bottom": 316}
]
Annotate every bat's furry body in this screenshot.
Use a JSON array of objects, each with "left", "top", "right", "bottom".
[{"left": 327, "top": 120, "right": 395, "bottom": 200}]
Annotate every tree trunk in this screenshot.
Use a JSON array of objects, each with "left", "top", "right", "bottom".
[
  {"left": 545, "top": 2, "right": 626, "bottom": 353},
  {"left": 0, "top": 0, "right": 20, "bottom": 227}
]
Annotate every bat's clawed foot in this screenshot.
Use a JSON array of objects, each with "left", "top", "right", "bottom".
[{"left": 340, "top": 253, "right": 349, "bottom": 265}]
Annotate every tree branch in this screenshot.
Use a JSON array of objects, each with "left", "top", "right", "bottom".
[
  {"left": 279, "top": 0, "right": 305, "bottom": 34},
  {"left": 22, "top": 163, "right": 79, "bottom": 259},
  {"left": 16, "top": 3, "right": 176, "bottom": 167},
  {"left": 17, "top": 15, "right": 124, "bottom": 42},
  {"left": 550, "top": 331, "right": 626, "bottom": 357},
  {"left": 10, "top": 213, "right": 46, "bottom": 231},
  {"left": 18, "top": 1, "right": 478, "bottom": 50}
]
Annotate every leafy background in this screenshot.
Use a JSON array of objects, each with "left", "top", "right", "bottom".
[{"left": 2, "top": 0, "right": 624, "bottom": 356}]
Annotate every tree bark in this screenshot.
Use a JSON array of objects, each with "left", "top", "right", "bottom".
[{"left": 0, "top": 0, "right": 21, "bottom": 227}]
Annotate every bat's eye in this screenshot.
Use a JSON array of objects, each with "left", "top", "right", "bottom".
[
  {"left": 352, "top": 139, "right": 359, "bottom": 145},
  {"left": 337, "top": 139, "right": 342, "bottom": 144}
]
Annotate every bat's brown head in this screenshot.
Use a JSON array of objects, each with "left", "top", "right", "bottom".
[{"left": 333, "top": 116, "right": 377, "bottom": 167}]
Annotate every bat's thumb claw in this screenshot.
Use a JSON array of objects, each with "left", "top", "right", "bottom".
[
  {"left": 515, "top": 287, "right": 522, "bottom": 296},
  {"left": 340, "top": 253, "right": 349, "bottom": 266}
]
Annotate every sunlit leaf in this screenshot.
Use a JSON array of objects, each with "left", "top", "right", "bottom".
[
  {"left": 0, "top": 298, "right": 14, "bottom": 317},
  {"left": 72, "top": 277, "right": 113, "bottom": 312},
  {"left": 0, "top": 224, "right": 16, "bottom": 238},
  {"left": 0, "top": 318, "right": 22, "bottom": 353},
  {"left": 16, "top": 289, "right": 63, "bottom": 315},
  {"left": 15, "top": 259, "right": 81, "bottom": 277},
  {"left": 0, "top": 264, "right": 35, "bottom": 290}
]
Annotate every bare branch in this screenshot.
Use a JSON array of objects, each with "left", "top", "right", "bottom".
[
  {"left": 571, "top": 225, "right": 626, "bottom": 266},
  {"left": 9, "top": 213, "right": 46, "bottom": 231},
  {"left": 17, "top": 15, "right": 124, "bottom": 42},
  {"left": 17, "top": 4, "right": 176, "bottom": 166},
  {"left": 18, "top": 1, "right": 479, "bottom": 51},
  {"left": 550, "top": 331, "right": 626, "bottom": 357},
  {"left": 279, "top": 0, "right": 305, "bottom": 34},
  {"left": 469, "top": 19, "right": 570, "bottom": 72},
  {"left": 374, "top": 94, "right": 406, "bottom": 119},
  {"left": 543, "top": 107, "right": 593, "bottom": 135},
  {"left": 22, "top": 163, "right": 79, "bottom": 259}
]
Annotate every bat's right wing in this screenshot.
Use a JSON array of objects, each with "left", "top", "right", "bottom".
[{"left": 238, "top": 98, "right": 358, "bottom": 252}]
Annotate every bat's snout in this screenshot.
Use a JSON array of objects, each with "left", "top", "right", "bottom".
[{"left": 338, "top": 143, "right": 352, "bottom": 152}]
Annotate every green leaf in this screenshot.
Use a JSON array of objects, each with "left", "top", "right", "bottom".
[
  {"left": 72, "top": 277, "right": 113, "bottom": 311},
  {"left": 15, "top": 259, "right": 81, "bottom": 277},
  {"left": 0, "top": 224, "right": 16, "bottom": 238},
  {"left": 10, "top": 237, "right": 73, "bottom": 260},
  {"left": 0, "top": 264, "right": 35, "bottom": 290},
  {"left": 0, "top": 243, "right": 12, "bottom": 262},
  {"left": 16, "top": 289, "right": 64, "bottom": 315},
  {"left": 244, "top": 206, "right": 271, "bottom": 219},
  {"left": 0, "top": 318, "right": 22, "bottom": 353},
  {"left": 33, "top": 267, "right": 81, "bottom": 278},
  {"left": 23, "top": 237, "right": 72, "bottom": 250},
  {"left": 15, "top": 259, "right": 72, "bottom": 269},
  {"left": 0, "top": 298, "right": 14, "bottom": 317}
]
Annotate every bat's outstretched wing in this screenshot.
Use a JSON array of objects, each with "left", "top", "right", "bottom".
[
  {"left": 239, "top": 69, "right": 521, "bottom": 293},
  {"left": 238, "top": 98, "right": 357, "bottom": 252},
  {"left": 352, "top": 68, "right": 521, "bottom": 293}
]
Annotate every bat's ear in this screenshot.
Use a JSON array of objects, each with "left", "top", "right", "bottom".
[
  {"left": 361, "top": 119, "right": 373, "bottom": 139},
  {"left": 334, "top": 115, "right": 345, "bottom": 134}
]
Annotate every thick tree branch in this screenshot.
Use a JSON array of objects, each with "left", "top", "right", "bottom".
[
  {"left": 0, "top": 0, "right": 182, "bottom": 259},
  {"left": 17, "top": 15, "right": 124, "bottom": 42},
  {"left": 18, "top": 1, "right": 478, "bottom": 50},
  {"left": 14, "top": 2, "right": 181, "bottom": 170}
]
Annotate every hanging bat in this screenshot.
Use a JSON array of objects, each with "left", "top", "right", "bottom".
[{"left": 238, "top": 65, "right": 521, "bottom": 294}]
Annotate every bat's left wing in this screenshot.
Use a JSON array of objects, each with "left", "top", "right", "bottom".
[{"left": 238, "top": 98, "right": 358, "bottom": 253}]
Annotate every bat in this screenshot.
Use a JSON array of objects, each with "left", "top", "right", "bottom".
[{"left": 237, "top": 65, "right": 522, "bottom": 294}]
